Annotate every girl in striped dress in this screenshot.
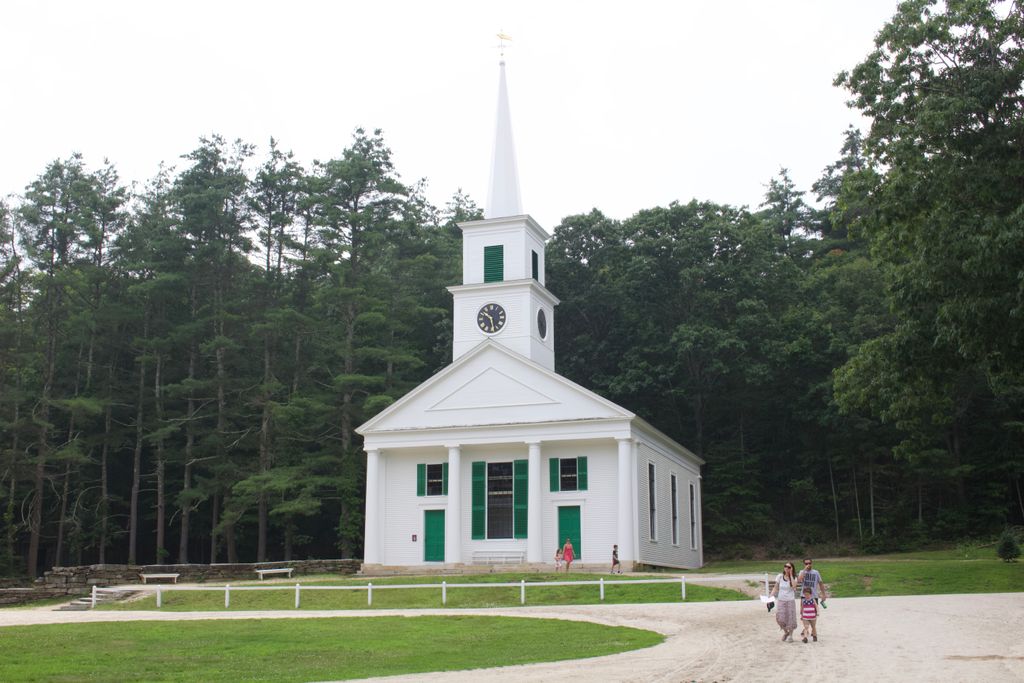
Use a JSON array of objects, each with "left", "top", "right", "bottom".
[{"left": 800, "top": 586, "right": 819, "bottom": 643}]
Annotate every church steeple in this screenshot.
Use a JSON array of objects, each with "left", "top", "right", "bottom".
[
  {"left": 485, "top": 58, "right": 523, "bottom": 218},
  {"left": 447, "top": 47, "right": 559, "bottom": 370}
]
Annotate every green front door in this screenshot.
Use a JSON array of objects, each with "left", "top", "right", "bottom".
[
  {"left": 557, "top": 505, "right": 582, "bottom": 560},
  {"left": 424, "top": 510, "right": 445, "bottom": 562}
]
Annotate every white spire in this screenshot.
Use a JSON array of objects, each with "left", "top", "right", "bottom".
[{"left": 485, "top": 59, "right": 523, "bottom": 219}]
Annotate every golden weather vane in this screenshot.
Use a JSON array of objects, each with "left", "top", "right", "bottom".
[{"left": 496, "top": 32, "right": 512, "bottom": 60}]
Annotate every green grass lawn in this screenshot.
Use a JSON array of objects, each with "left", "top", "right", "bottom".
[
  {"left": 104, "top": 572, "right": 746, "bottom": 611},
  {"left": 0, "top": 615, "right": 663, "bottom": 682},
  {"left": 696, "top": 549, "right": 1024, "bottom": 597}
]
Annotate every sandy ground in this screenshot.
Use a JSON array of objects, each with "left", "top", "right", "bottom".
[{"left": 1, "top": 592, "right": 1022, "bottom": 682}]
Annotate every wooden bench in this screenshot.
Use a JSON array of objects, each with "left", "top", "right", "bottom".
[
  {"left": 471, "top": 550, "right": 525, "bottom": 565},
  {"left": 139, "top": 573, "right": 180, "bottom": 584},
  {"left": 254, "top": 567, "right": 294, "bottom": 580}
]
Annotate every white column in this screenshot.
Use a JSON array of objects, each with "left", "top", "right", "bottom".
[
  {"left": 526, "top": 442, "right": 543, "bottom": 563},
  {"left": 445, "top": 445, "right": 462, "bottom": 564},
  {"left": 364, "top": 449, "right": 381, "bottom": 564},
  {"left": 617, "top": 438, "right": 635, "bottom": 562}
]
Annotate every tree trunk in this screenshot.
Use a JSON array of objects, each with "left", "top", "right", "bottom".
[
  {"left": 1016, "top": 476, "right": 1024, "bottom": 522},
  {"left": 828, "top": 456, "right": 840, "bottom": 545},
  {"left": 257, "top": 335, "right": 272, "bottom": 562},
  {"left": 99, "top": 400, "right": 112, "bottom": 564},
  {"left": 178, "top": 286, "right": 198, "bottom": 564},
  {"left": 4, "top": 475, "right": 15, "bottom": 574},
  {"left": 693, "top": 391, "right": 705, "bottom": 459},
  {"left": 918, "top": 478, "right": 924, "bottom": 525},
  {"left": 946, "top": 421, "right": 968, "bottom": 508},
  {"left": 4, "top": 372, "right": 21, "bottom": 574},
  {"left": 154, "top": 353, "right": 166, "bottom": 563},
  {"left": 214, "top": 293, "right": 236, "bottom": 563},
  {"left": 224, "top": 494, "right": 237, "bottom": 564},
  {"left": 284, "top": 522, "right": 293, "bottom": 562},
  {"left": 868, "top": 454, "right": 876, "bottom": 538},
  {"left": 209, "top": 492, "right": 219, "bottom": 564},
  {"left": 852, "top": 465, "right": 863, "bottom": 543},
  {"left": 127, "top": 316, "right": 149, "bottom": 565},
  {"left": 3, "top": 231, "right": 24, "bottom": 575},
  {"left": 291, "top": 334, "right": 302, "bottom": 396},
  {"left": 28, "top": 321, "right": 57, "bottom": 577},
  {"left": 54, "top": 460, "right": 71, "bottom": 567}
]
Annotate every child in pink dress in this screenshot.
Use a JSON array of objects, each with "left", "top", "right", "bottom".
[{"left": 554, "top": 547, "right": 563, "bottom": 570}]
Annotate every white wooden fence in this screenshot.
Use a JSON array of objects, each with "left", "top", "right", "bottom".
[{"left": 98, "top": 576, "right": 689, "bottom": 609}]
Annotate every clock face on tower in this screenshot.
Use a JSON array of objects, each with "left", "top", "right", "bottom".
[{"left": 477, "top": 303, "right": 506, "bottom": 334}]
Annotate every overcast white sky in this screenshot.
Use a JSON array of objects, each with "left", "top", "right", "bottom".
[{"left": 1, "top": 1, "right": 900, "bottom": 229}]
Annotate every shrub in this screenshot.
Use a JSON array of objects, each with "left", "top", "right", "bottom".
[{"left": 996, "top": 530, "right": 1021, "bottom": 563}]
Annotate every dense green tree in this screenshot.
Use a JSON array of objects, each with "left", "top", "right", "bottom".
[
  {"left": 834, "top": 0, "right": 1024, "bottom": 535},
  {"left": 17, "top": 156, "right": 104, "bottom": 576},
  {"left": 0, "top": 199, "right": 28, "bottom": 574}
]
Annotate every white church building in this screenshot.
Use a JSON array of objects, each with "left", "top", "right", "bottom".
[{"left": 358, "top": 58, "right": 704, "bottom": 572}]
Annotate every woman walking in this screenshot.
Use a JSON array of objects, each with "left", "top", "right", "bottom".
[
  {"left": 770, "top": 562, "right": 798, "bottom": 641},
  {"left": 562, "top": 538, "right": 575, "bottom": 573}
]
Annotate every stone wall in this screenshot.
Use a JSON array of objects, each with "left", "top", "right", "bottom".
[
  {"left": 0, "top": 586, "right": 81, "bottom": 606},
  {"left": 42, "top": 558, "right": 361, "bottom": 587}
]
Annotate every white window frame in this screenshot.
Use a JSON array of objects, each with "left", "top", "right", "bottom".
[
  {"left": 670, "top": 473, "right": 679, "bottom": 546},
  {"left": 486, "top": 461, "right": 514, "bottom": 540},
  {"left": 647, "top": 461, "right": 657, "bottom": 541},
  {"left": 559, "top": 457, "right": 579, "bottom": 492},
  {"left": 688, "top": 480, "right": 698, "bottom": 550},
  {"left": 426, "top": 463, "right": 444, "bottom": 496}
]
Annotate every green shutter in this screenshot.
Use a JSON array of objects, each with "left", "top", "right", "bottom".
[
  {"left": 484, "top": 245, "right": 504, "bottom": 283},
  {"left": 531, "top": 250, "right": 539, "bottom": 280},
  {"left": 513, "top": 459, "right": 528, "bottom": 539},
  {"left": 577, "top": 456, "right": 588, "bottom": 491},
  {"left": 442, "top": 462, "right": 448, "bottom": 496},
  {"left": 549, "top": 458, "right": 560, "bottom": 492},
  {"left": 471, "top": 461, "right": 486, "bottom": 539},
  {"left": 417, "top": 464, "right": 426, "bottom": 497}
]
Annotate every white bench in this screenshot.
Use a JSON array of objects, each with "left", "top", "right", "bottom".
[
  {"left": 471, "top": 550, "right": 525, "bottom": 565},
  {"left": 139, "top": 573, "right": 180, "bottom": 584},
  {"left": 255, "top": 567, "right": 294, "bottom": 580}
]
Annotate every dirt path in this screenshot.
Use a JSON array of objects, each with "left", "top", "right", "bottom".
[{"left": 1, "top": 593, "right": 1021, "bottom": 681}]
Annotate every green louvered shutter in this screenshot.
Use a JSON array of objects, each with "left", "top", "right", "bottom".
[
  {"left": 442, "top": 462, "right": 449, "bottom": 496},
  {"left": 471, "top": 461, "right": 486, "bottom": 539},
  {"left": 513, "top": 459, "right": 528, "bottom": 538},
  {"left": 531, "top": 250, "right": 539, "bottom": 280},
  {"left": 484, "top": 245, "right": 504, "bottom": 283},
  {"left": 417, "top": 464, "right": 426, "bottom": 497},
  {"left": 577, "top": 456, "right": 588, "bottom": 491},
  {"left": 549, "top": 458, "right": 560, "bottom": 492}
]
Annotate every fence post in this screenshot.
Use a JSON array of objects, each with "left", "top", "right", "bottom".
[
  {"left": 295, "top": 583, "right": 301, "bottom": 609},
  {"left": 681, "top": 575, "right": 686, "bottom": 600},
  {"left": 368, "top": 582, "right": 373, "bottom": 607},
  {"left": 442, "top": 581, "right": 447, "bottom": 606},
  {"left": 225, "top": 584, "right": 230, "bottom": 609},
  {"left": 520, "top": 579, "right": 525, "bottom": 605},
  {"left": 156, "top": 585, "right": 162, "bottom": 608},
  {"left": 91, "top": 585, "right": 97, "bottom": 609},
  {"left": 600, "top": 577, "right": 605, "bottom": 601},
  {"left": 764, "top": 572, "right": 769, "bottom": 596}
]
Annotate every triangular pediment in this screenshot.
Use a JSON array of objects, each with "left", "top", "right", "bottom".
[
  {"left": 429, "top": 367, "right": 557, "bottom": 412},
  {"left": 357, "top": 341, "right": 632, "bottom": 434}
]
